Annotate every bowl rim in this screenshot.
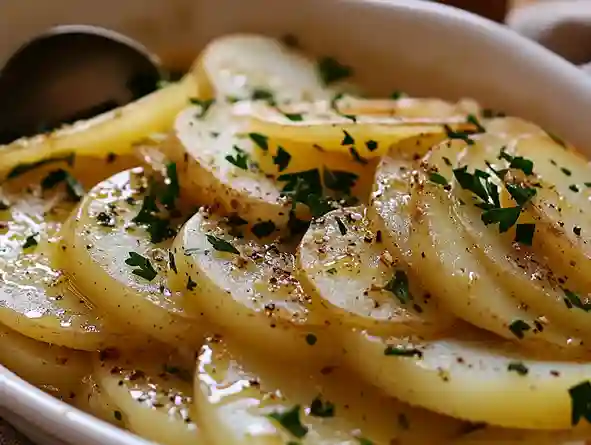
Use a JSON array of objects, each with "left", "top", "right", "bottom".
[{"left": 2, "top": 0, "right": 591, "bottom": 444}]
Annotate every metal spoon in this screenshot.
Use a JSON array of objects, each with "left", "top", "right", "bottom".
[{"left": 0, "top": 25, "right": 167, "bottom": 145}]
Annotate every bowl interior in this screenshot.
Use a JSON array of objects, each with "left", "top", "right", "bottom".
[{"left": 2, "top": 1, "right": 591, "bottom": 444}]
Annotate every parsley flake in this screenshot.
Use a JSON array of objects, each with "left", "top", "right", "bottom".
[
  {"left": 444, "top": 125, "right": 475, "bottom": 145},
  {"left": 283, "top": 112, "right": 303, "bottom": 122},
  {"left": 356, "top": 438, "right": 374, "bottom": 445},
  {"left": 507, "top": 361, "right": 529, "bottom": 376},
  {"left": 561, "top": 167, "right": 572, "bottom": 176},
  {"left": 481, "top": 206, "right": 521, "bottom": 232},
  {"left": 335, "top": 216, "right": 347, "bottom": 235},
  {"left": 305, "top": 334, "right": 317, "bottom": 346},
  {"left": 251, "top": 221, "right": 276, "bottom": 238},
  {"left": 569, "top": 380, "right": 591, "bottom": 425},
  {"left": 225, "top": 146, "right": 249, "bottom": 170},
  {"left": 125, "top": 252, "right": 158, "bottom": 281},
  {"left": 498, "top": 150, "right": 534, "bottom": 176},
  {"left": 329, "top": 92, "right": 356, "bottom": 122},
  {"left": 384, "top": 345, "right": 423, "bottom": 358},
  {"left": 365, "top": 140, "right": 378, "bottom": 152},
  {"left": 206, "top": 235, "right": 240, "bottom": 255},
  {"left": 190, "top": 98, "right": 215, "bottom": 118},
  {"left": 323, "top": 168, "right": 358, "bottom": 195},
  {"left": 467, "top": 114, "right": 486, "bottom": 133},
  {"left": 515, "top": 223, "right": 535, "bottom": 246},
  {"left": 349, "top": 146, "right": 368, "bottom": 165},
  {"left": 508, "top": 319, "right": 531, "bottom": 339},
  {"left": 384, "top": 270, "right": 412, "bottom": 304},
  {"left": 317, "top": 56, "right": 353, "bottom": 85},
  {"left": 310, "top": 395, "right": 335, "bottom": 418},
  {"left": 22, "top": 234, "right": 38, "bottom": 250},
  {"left": 186, "top": 276, "right": 197, "bottom": 291},
  {"left": 341, "top": 130, "right": 355, "bottom": 146},
  {"left": 390, "top": 91, "right": 404, "bottom": 100},
  {"left": 114, "top": 410, "right": 123, "bottom": 422},
  {"left": 169, "top": 251, "right": 177, "bottom": 274},
  {"left": 160, "top": 162, "right": 180, "bottom": 209},
  {"left": 267, "top": 405, "right": 308, "bottom": 438},
  {"left": 429, "top": 172, "right": 449, "bottom": 187},
  {"left": 248, "top": 133, "right": 269, "bottom": 151},
  {"left": 563, "top": 289, "right": 591, "bottom": 312},
  {"left": 251, "top": 88, "right": 275, "bottom": 104},
  {"left": 273, "top": 146, "right": 291, "bottom": 172}
]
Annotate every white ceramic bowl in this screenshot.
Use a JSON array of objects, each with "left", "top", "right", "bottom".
[{"left": 2, "top": 1, "right": 591, "bottom": 444}]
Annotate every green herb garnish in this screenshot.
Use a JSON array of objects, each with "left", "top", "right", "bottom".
[
  {"left": 190, "top": 98, "right": 215, "bottom": 118},
  {"left": 248, "top": 133, "right": 269, "bottom": 151},
  {"left": 283, "top": 112, "right": 303, "bottom": 122},
  {"left": 444, "top": 125, "right": 475, "bottom": 145},
  {"left": 251, "top": 221, "right": 276, "bottom": 238},
  {"left": 365, "top": 140, "right": 378, "bottom": 152},
  {"left": 206, "top": 235, "right": 240, "bottom": 255},
  {"left": 508, "top": 319, "right": 531, "bottom": 339},
  {"left": 22, "top": 234, "right": 38, "bottom": 250},
  {"left": 186, "top": 276, "right": 197, "bottom": 291},
  {"left": 341, "top": 130, "right": 355, "bottom": 146},
  {"left": 569, "top": 380, "right": 591, "bottom": 425},
  {"left": 317, "top": 56, "right": 353, "bottom": 85},
  {"left": 384, "top": 270, "right": 412, "bottom": 304},
  {"left": 125, "top": 252, "right": 158, "bottom": 281},
  {"left": 481, "top": 207, "right": 522, "bottom": 233},
  {"left": 498, "top": 150, "right": 534, "bottom": 175},
  {"left": 356, "top": 438, "right": 374, "bottom": 445},
  {"left": 132, "top": 193, "right": 175, "bottom": 244},
  {"left": 7, "top": 152, "right": 75, "bottom": 180},
  {"left": 160, "top": 162, "right": 180, "bottom": 209},
  {"left": 335, "top": 216, "right": 347, "bottom": 235},
  {"left": 279, "top": 169, "right": 333, "bottom": 218},
  {"left": 273, "top": 146, "right": 291, "bottom": 172},
  {"left": 329, "top": 92, "right": 356, "bottom": 122},
  {"left": 563, "top": 289, "right": 591, "bottom": 312},
  {"left": 429, "top": 172, "right": 449, "bottom": 187},
  {"left": 514, "top": 223, "right": 535, "bottom": 246},
  {"left": 114, "top": 410, "right": 123, "bottom": 422},
  {"left": 225, "top": 146, "right": 249, "bottom": 170},
  {"left": 349, "top": 146, "right": 368, "bottom": 165},
  {"left": 323, "top": 168, "right": 358, "bottom": 195},
  {"left": 467, "top": 114, "right": 486, "bottom": 133},
  {"left": 384, "top": 345, "right": 423, "bottom": 358},
  {"left": 310, "top": 395, "right": 335, "bottom": 418},
  {"left": 169, "top": 251, "right": 177, "bottom": 274},
  {"left": 390, "top": 91, "right": 404, "bottom": 100},
  {"left": 267, "top": 405, "right": 308, "bottom": 438},
  {"left": 561, "top": 167, "right": 572, "bottom": 176},
  {"left": 251, "top": 88, "right": 275, "bottom": 104},
  {"left": 507, "top": 361, "right": 529, "bottom": 376}
]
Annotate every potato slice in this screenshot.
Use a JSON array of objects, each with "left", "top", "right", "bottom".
[
  {"left": 447, "top": 141, "right": 591, "bottom": 342},
  {"left": 94, "top": 351, "right": 203, "bottom": 445},
  {"left": 167, "top": 103, "right": 294, "bottom": 227},
  {"left": 173, "top": 207, "right": 340, "bottom": 364},
  {"left": 0, "top": 75, "right": 197, "bottom": 169},
  {"left": 239, "top": 96, "right": 474, "bottom": 159},
  {"left": 193, "top": 34, "right": 333, "bottom": 103},
  {"left": 342, "top": 327, "right": 591, "bottom": 429},
  {"left": 194, "top": 337, "right": 465, "bottom": 445},
  {"left": 0, "top": 322, "right": 91, "bottom": 402},
  {"left": 60, "top": 168, "right": 203, "bottom": 346},
  {"left": 0, "top": 155, "right": 137, "bottom": 350},
  {"left": 296, "top": 206, "right": 453, "bottom": 336},
  {"left": 452, "top": 424, "right": 590, "bottom": 445}
]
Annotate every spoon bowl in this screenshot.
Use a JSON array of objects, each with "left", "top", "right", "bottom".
[{"left": 0, "top": 25, "right": 164, "bottom": 144}]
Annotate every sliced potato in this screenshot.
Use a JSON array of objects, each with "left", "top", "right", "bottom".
[
  {"left": 195, "top": 337, "right": 465, "bottom": 445},
  {"left": 59, "top": 168, "right": 203, "bottom": 346},
  {"left": 193, "top": 34, "right": 333, "bottom": 103},
  {"left": 239, "top": 97, "right": 474, "bottom": 159},
  {"left": 173, "top": 207, "right": 340, "bottom": 364},
  {"left": 0, "top": 76, "right": 197, "bottom": 169},
  {"left": 342, "top": 327, "right": 591, "bottom": 430},
  {"left": 452, "top": 424, "right": 591, "bottom": 445},
  {"left": 94, "top": 351, "right": 203, "bottom": 445},
  {"left": 0, "top": 322, "right": 91, "bottom": 403},
  {"left": 448, "top": 140, "right": 591, "bottom": 342},
  {"left": 0, "top": 155, "right": 137, "bottom": 350},
  {"left": 296, "top": 206, "right": 453, "bottom": 336}
]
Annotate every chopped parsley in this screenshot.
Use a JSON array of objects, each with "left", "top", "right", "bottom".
[
  {"left": 305, "top": 334, "right": 317, "bottom": 346},
  {"left": 507, "top": 361, "right": 529, "bottom": 376},
  {"left": 384, "top": 345, "right": 423, "bottom": 358},
  {"left": 429, "top": 172, "right": 449, "bottom": 187},
  {"left": 481, "top": 207, "right": 522, "bottom": 233},
  {"left": 498, "top": 150, "right": 534, "bottom": 175},
  {"left": 561, "top": 167, "right": 572, "bottom": 176},
  {"left": 335, "top": 216, "right": 347, "bottom": 235},
  {"left": 248, "top": 133, "right": 269, "bottom": 151},
  {"left": 365, "top": 140, "right": 378, "bottom": 152},
  {"left": 570, "top": 185, "right": 580, "bottom": 193},
  {"left": 40, "top": 168, "right": 85, "bottom": 201},
  {"left": 356, "top": 438, "right": 374, "bottom": 445},
  {"left": 283, "top": 112, "right": 303, "bottom": 122},
  {"left": 41, "top": 169, "right": 68, "bottom": 189},
  {"left": 467, "top": 114, "right": 486, "bottom": 133},
  {"left": 273, "top": 146, "right": 291, "bottom": 172},
  {"left": 390, "top": 91, "right": 404, "bottom": 100},
  {"left": 125, "top": 252, "right": 158, "bottom": 281},
  {"left": 563, "top": 289, "right": 591, "bottom": 312},
  {"left": 206, "top": 235, "right": 240, "bottom": 255},
  {"left": 114, "top": 410, "right": 123, "bottom": 421},
  {"left": 186, "top": 276, "right": 197, "bottom": 291},
  {"left": 267, "top": 405, "right": 308, "bottom": 438},
  {"left": 251, "top": 221, "right": 276, "bottom": 238},
  {"left": 251, "top": 88, "right": 275, "bottom": 103},
  {"left": 160, "top": 162, "right": 180, "bottom": 209},
  {"left": 514, "top": 223, "right": 535, "bottom": 246},
  {"left": 279, "top": 169, "right": 333, "bottom": 218},
  {"left": 349, "top": 146, "right": 368, "bottom": 165},
  {"left": 310, "top": 395, "right": 335, "bottom": 418},
  {"left": 189, "top": 98, "right": 214, "bottom": 118},
  {"left": 22, "top": 234, "right": 38, "bottom": 250},
  {"left": 225, "top": 145, "right": 249, "bottom": 170},
  {"left": 508, "top": 319, "right": 531, "bottom": 339},
  {"left": 6, "top": 152, "right": 75, "bottom": 179},
  {"left": 329, "top": 92, "right": 356, "bottom": 121},
  {"left": 326, "top": 268, "right": 337, "bottom": 275},
  {"left": 317, "top": 56, "right": 353, "bottom": 85},
  {"left": 569, "top": 380, "right": 591, "bottom": 425},
  {"left": 341, "top": 130, "right": 355, "bottom": 146},
  {"left": 323, "top": 168, "right": 358, "bottom": 195},
  {"left": 169, "top": 251, "right": 177, "bottom": 274},
  {"left": 384, "top": 270, "right": 412, "bottom": 305},
  {"left": 444, "top": 125, "right": 476, "bottom": 145},
  {"left": 132, "top": 193, "right": 175, "bottom": 244}
]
